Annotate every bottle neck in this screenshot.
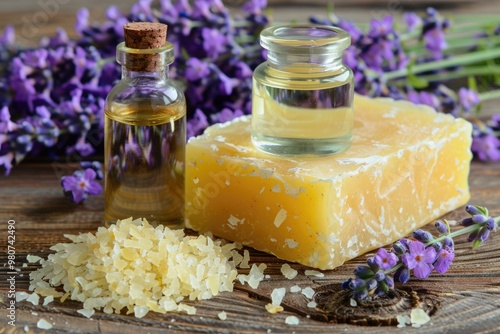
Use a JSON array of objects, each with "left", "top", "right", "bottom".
[
  {"left": 259, "top": 25, "right": 351, "bottom": 75},
  {"left": 121, "top": 66, "right": 170, "bottom": 80},
  {"left": 116, "top": 42, "right": 174, "bottom": 78}
]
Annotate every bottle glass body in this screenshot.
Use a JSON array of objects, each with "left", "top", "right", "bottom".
[
  {"left": 251, "top": 25, "right": 354, "bottom": 156},
  {"left": 104, "top": 42, "right": 186, "bottom": 227}
]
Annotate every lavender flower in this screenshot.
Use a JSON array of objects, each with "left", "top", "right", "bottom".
[
  {"left": 185, "top": 58, "right": 211, "bottom": 82},
  {"left": 343, "top": 205, "right": 499, "bottom": 300},
  {"left": 402, "top": 241, "right": 436, "bottom": 279},
  {"left": 421, "top": 7, "right": 449, "bottom": 59},
  {"left": 80, "top": 160, "right": 103, "bottom": 180},
  {"left": 403, "top": 13, "right": 421, "bottom": 33},
  {"left": 434, "top": 248, "right": 454, "bottom": 274},
  {"left": 61, "top": 167, "right": 102, "bottom": 203},
  {"left": 435, "top": 220, "right": 449, "bottom": 234},
  {"left": 462, "top": 205, "right": 499, "bottom": 249},
  {"left": 0, "top": 0, "right": 267, "bottom": 177},
  {"left": 458, "top": 88, "right": 480, "bottom": 112},
  {"left": 471, "top": 132, "right": 500, "bottom": 162},
  {"left": 374, "top": 248, "right": 398, "bottom": 270}
]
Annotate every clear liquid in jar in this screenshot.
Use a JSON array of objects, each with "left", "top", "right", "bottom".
[{"left": 251, "top": 67, "right": 353, "bottom": 156}]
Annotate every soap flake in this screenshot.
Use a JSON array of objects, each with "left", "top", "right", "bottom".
[{"left": 274, "top": 209, "right": 287, "bottom": 228}]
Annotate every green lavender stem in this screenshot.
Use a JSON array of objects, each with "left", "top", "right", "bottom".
[
  {"left": 385, "top": 48, "right": 500, "bottom": 81},
  {"left": 478, "top": 90, "right": 500, "bottom": 102},
  {"left": 405, "top": 34, "right": 500, "bottom": 55},
  {"left": 384, "top": 216, "right": 500, "bottom": 276},
  {"left": 389, "top": 66, "right": 500, "bottom": 85}
]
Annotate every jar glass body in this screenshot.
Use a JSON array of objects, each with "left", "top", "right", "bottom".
[
  {"left": 251, "top": 25, "right": 354, "bottom": 156},
  {"left": 104, "top": 42, "right": 186, "bottom": 227}
]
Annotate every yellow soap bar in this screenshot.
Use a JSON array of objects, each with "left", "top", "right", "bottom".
[{"left": 185, "top": 95, "right": 472, "bottom": 270}]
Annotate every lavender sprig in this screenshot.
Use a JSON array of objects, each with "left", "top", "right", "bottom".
[
  {"left": 0, "top": 0, "right": 267, "bottom": 176},
  {"left": 342, "top": 205, "right": 499, "bottom": 300},
  {"left": 312, "top": 7, "right": 500, "bottom": 161}
]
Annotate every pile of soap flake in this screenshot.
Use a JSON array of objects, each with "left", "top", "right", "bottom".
[{"left": 27, "top": 217, "right": 241, "bottom": 318}]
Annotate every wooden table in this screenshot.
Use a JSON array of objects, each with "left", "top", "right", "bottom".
[{"left": 1, "top": 1, "right": 500, "bottom": 333}]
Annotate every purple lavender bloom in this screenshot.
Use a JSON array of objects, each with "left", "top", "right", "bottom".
[
  {"left": 211, "top": 108, "right": 244, "bottom": 123},
  {"left": 338, "top": 21, "right": 363, "bottom": 44},
  {"left": 187, "top": 109, "right": 209, "bottom": 138},
  {"left": 242, "top": 0, "right": 268, "bottom": 15},
  {"left": 412, "top": 229, "right": 433, "bottom": 243},
  {"left": 130, "top": 0, "right": 155, "bottom": 21},
  {"left": 343, "top": 47, "right": 358, "bottom": 70},
  {"left": 0, "top": 152, "right": 14, "bottom": 175},
  {"left": 40, "top": 28, "right": 69, "bottom": 48},
  {"left": 61, "top": 168, "right": 102, "bottom": 203},
  {"left": 402, "top": 240, "right": 437, "bottom": 279},
  {"left": 406, "top": 89, "right": 421, "bottom": 104},
  {"left": 472, "top": 214, "right": 488, "bottom": 224},
  {"left": 486, "top": 218, "right": 496, "bottom": 231},
  {"left": 394, "top": 267, "right": 410, "bottom": 283},
  {"left": 419, "top": 91, "right": 440, "bottom": 109},
  {"left": 0, "top": 106, "right": 17, "bottom": 133},
  {"left": 80, "top": 161, "right": 103, "bottom": 180},
  {"left": 0, "top": 25, "right": 16, "bottom": 49},
  {"left": 75, "top": 8, "right": 90, "bottom": 35},
  {"left": 424, "top": 27, "right": 447, "bottom": 59},
  {"left": 202, "top": 28, "right": 227, "bottom": 59},
  {"left": 465, "top": 205, "right": 487, "bottom": 216},
  {"left": 435, "top": 220, "right": 448, "bottom": 234},
  {"left": 185, "top": 58, "right": 211, "bottom": 82},
  {"left": 468, "top": 226, "right": 492, "bottom": 249},
  {"left": 434, "top": 248, "right": 454, "bottom": 274},
  {"left": 373, "top": 248, "right": 398, "bottom": 270},
  {"left": 235, "top": 61, "right": 253, "bottom": 79},
  {"left": 432, "top": 242, "right": 443, "bottom": 253},
  {"left": 471, "top": 133, "right": 500, "bottom": 161},
  {"left": 404, "top": 13, "right": 422, "bottom": 33},
  {"left": 218, "top": 71, "right": 239, "bottom": 95},
  {"left": 443, "top": 237, "right": 454, "bottom": 250},
  {"left": 368, "top": 16, "right": 394, "bottom": 38},
  {"left": 105, "top": 5, "right": 122, "bottom": 20},
  {"left": 192, "top": 2, "right": 210, "bottom": 18},
  {"left": 353, "top": 265, "right": 375, "bottom": 279},
  {"left": 491, "top": 114, "right": 500, "bottom": 127},
  {"left": 66, "top": 136, "right": 94, "bottom": 157},
  {"left": 458, "top": 88, "right": 480, "bottom": 111},
  {"left": 392, "top": 240, "right": 407, "bottom": 255},
  {"left": 174, "top": 0, "right": 192, "bottom": 12},
  {"left": 348, "top": 278, "right": 369, "bottom": 300}
]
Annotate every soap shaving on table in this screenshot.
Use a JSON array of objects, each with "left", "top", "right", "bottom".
[{"left": 26, "top": 217, "right": 241, "bottom": 318}]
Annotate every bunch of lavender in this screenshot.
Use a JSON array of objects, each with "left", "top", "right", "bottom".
[
  {"left": 0, "top": 0, "right": 268, "bottom": 177},
  {"left": 312, "top": 7, "right": 500, "bottom": 161},
  {"left": 342, "top": 205, "right": 499, "bottom": 300}
]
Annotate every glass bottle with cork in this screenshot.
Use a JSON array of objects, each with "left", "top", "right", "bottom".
[
  {"left": 251, "top": 24, "right": 354, "bottom": 156},
  {"left": 104, "top": 22, "right": 186, "bottom": 227}
]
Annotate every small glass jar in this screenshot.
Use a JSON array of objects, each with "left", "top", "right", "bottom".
[
  {"left": 104, "top": 40, "right": 186, "bottom": 227},
  {"left": 251, "top": 24, "right": 354, "bottom": 156}
]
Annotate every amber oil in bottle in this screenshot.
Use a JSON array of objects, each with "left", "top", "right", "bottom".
[{"left": 104, "top": 23, "right": 186, "bottom": 227}]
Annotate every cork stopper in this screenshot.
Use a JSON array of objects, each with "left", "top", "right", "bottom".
[{"left": 123, "top": 22, "right": 168, "bottom": 72}]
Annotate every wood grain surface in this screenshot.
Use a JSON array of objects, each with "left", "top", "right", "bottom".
[
  {"left": 1, "top": 1, "right": 500, "bottom": 333},
  {"left": 0, "top": 162, "right": 499, "bottom": 333}
]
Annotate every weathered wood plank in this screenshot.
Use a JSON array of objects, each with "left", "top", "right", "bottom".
[{"left": 0, "top": 161, "right": 499, "bottom": 333}]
